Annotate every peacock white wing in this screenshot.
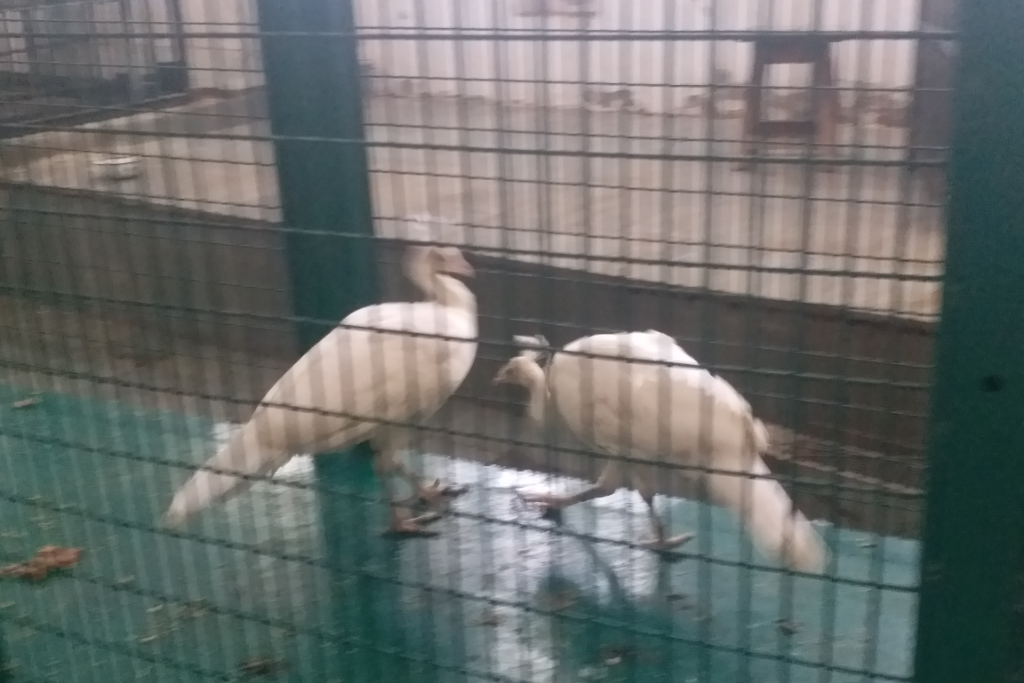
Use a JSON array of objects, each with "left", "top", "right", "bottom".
[
  {"left": 164, "top": 300, "right": 476, "bottom": 525},
  {"left": 555, "top": 330, "right": 824, "bottom": 572},
  {"left": 544, "top": 334, "right": 660, "bottom": 486},
  {"left": 547, "top": 332, "right": 743, "bottom": 462},
  {"left": 628, "top": 332, "right": 825, "bottom": 572}
]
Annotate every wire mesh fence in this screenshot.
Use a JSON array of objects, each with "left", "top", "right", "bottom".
[
  {"left": 0, "top": 0, "right": 190, "bottom": 137},
  {"left": 0, "top": 0, "right": 979, "bottom": 681}
]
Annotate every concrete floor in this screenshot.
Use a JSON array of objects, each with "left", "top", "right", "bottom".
[{"left": 1, "top": 93, "right": 945, "bottom": 320}]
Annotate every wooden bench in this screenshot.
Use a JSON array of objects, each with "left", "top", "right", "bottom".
[{"left": 738, "top": 34, "right": 840, "bottom": 170}]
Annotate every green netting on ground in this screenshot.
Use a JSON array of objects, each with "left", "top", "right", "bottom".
[{"left": 0, "top": 384, "right": 916, "bottom": 683}]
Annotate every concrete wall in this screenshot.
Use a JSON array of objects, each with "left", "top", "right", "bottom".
[
  {"left": 1, "top": 0, "right": 925, "bottom": 118},
  {"left": 355, "top": 0, "right": 921, "bottom": 120},
  {"left": 0, "top": 181, "right": 295, "bottom": 358},
  {"left": 175, "top": 0, "right": 921, "bottom": 117},
  {"left": 178, "top": 0, "right": 264, "bottom": 91}
]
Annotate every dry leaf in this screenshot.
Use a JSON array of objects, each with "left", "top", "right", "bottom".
[
  {"left": 0, "top": 545, "right": 82, "bottom": 582},
  {"left": 775, "top": 618, "right": 802, "bottom": 635},
  {"left": 239, "top": 657, "right": 285, "bottom": 677},
  {"left": 477, "top": 607, "right": 501, "bottom": 626}
]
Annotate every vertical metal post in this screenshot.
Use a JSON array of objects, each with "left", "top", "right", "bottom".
[
  {"left": 913, "top": 2, "right": 1024, "bottom": 682},
  {"left": 255, "top": 0, "right": 382, "bottom": 671},
  {"left": 167, "top": 0, "right": 188, "bottom": 83},
  {"left": 255, "top": 0, "right": 378, "bottom": 347},
  {"left": 0, "top": 619, "right": 9, "bottom": 683}
]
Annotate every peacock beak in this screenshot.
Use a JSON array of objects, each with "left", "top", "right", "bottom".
[{"left": 444, "top": 251, "right": 475, "bottom": 278}]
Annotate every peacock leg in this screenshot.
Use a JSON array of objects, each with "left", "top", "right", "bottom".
[
  {"left": 416, "top": 477, "right": 469, "bottom": 510},
  {"left": 516, "top": 462, "right": 619, "bottom": 517},
  {"left": 637, "top": 490, "right": 693, "bottom": 552},
  {"left": 379, "top": 428, "right": 467, "bottom": 513},
  {"left": 372, "top": 450, "right": 440, "bottom": 536},
  {"left": 387, "top": 505, "right": 441, "bottom": 536},
  {"left": 389, "top": 461, "right": 468, "bottom": 513}
]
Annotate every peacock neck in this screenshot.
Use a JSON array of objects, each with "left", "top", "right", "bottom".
[
  {"left": 433, "top": 274, "right": 477, "bottom": 317},
  {"left": 404, "top": 248, "right": 475, "bottom": 312},
  {"left": 521, "top": 361, "right": 548, "bottom": 424},
  {"left": 405, "top": 248, "right": 436, "bottom": 300}
]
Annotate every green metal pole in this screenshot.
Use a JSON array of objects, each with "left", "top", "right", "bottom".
[
  {"left": 0, "top": 619, "right": 8, "bottom": 683},
  {"left": 913, "top": 2, "right": 1024, "bottom": 682},
  {"left": 255, "top": 0, "right": 378, "bottom": 344},
  {"left": 255, "top": 0, "right": 385, "bottom": 674}
]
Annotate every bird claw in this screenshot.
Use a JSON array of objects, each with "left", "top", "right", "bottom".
[
  {"left": 418, "top": 479, "right": 468, "bottom": 511},
  {"left": 514, "top": 489, "right": 564, "bottom": 508},
  {"left": 639, "top": 532, "right": 694, "bottom": 556},
  {"left": 384, "top": 509, "right": 442, "bottom": 537},
  {"left": 513, "top": 490, "right": 565, "bottom": 522}
]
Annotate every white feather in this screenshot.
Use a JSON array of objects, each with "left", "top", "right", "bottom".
[
  {"left": 535, "top": 330, "right": 826, "bottom": 572},
  {"left": 164, "top": 238, "right": 477, "bottom": 527}
]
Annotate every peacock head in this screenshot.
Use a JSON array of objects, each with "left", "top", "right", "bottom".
[
  {"left": 403, "top": 214, "right": 474, "bottom": 280},
  {"left": 428, "top": 244, "right": 474, "bottom": 278},
  {"left": 492, "top": 335, "right": 550, "bottom": 386},
  {"left": 492, "top": 354, "right": 537, "bottom": 387}
]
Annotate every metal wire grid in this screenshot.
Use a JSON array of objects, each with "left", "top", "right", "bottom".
[
  {"left": 0, "top": 0, "right": 952, "bottom": 681},
  {"left": 0, "top": 0, "right": 190, "bottom": 135}
]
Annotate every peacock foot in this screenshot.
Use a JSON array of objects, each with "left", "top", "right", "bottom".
[
  {"left": 384, "top": 507, "right": 442, "bottom": 537},
  {"left": 417, "top": 479, "right": 469, "bottom": 511},
  {"left": 514, "top": 490, "right": 568, "bottom": 522}
]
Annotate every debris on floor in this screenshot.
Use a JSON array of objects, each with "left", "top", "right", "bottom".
[
  {"left": 666, "top": 592, "right": 692, "bottom": 609},
  {"left": 238, "top": 656, "right": 286, "bottom": 678},
  {"left": 537, "top": 587, "right": 578, "bottom": 612},
  {"left": 775, "top": 618, "right": 803, "bottom": 636},
  {"left": 175, "top": 599, "right": 212, "bottom": 621},
  {"left": 11, "top": 397, "right": 40, "bottom": 409},
  {"left": 600, "top": 644, "right": 634, "bottom": 666},
  {"left": 476, "top": 606, "right": 502, "bottom": 626},
  {"left": 577, "top": 666, "right": 607, "bottom": 681},
  {"left": 0, "top": 545, "right": 81, "bottom": 582}
]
